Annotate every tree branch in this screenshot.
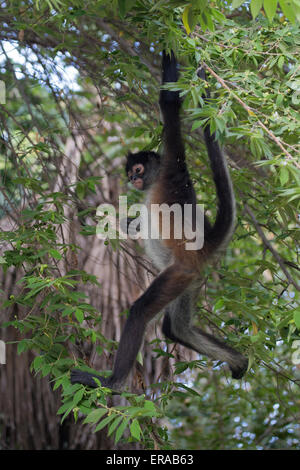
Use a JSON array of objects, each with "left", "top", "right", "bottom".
[{"left": 245, "top": 204, "right": 300, "bottom": 291}]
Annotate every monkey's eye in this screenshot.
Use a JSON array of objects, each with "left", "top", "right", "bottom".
[{"left": 132, "top": 164, "right": 144, "bottom": 175}]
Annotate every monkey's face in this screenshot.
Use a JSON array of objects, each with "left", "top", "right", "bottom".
[
  {"left": 127, "top": 163, "right": 145, "bottom": 190},
  {"left": 126, "top": 151, "right": 161, "bottom": 191}
]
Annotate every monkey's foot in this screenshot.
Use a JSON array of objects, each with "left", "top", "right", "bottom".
[
  {"left": 230, "top": 357, "right": 248, "bottom": 380},
  {"left": 71, "top": 369, "right": 107, "bottom": 388},
  {"left": 71, "top": 369, "right": 121, "bottom": 394}
]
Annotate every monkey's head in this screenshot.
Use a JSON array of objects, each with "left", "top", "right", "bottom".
[{"left": 126, "top": 151, "right": 160, "bottom": 191}]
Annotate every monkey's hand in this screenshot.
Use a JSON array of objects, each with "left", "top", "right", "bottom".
[
  {"left": 162, "top": 50, "right": 178, "bottom": 84},
  {"left": 229, "top": 357, "right": 249, "bottom": 380},
  {"left": 70, "top": 369, "right": 121, "bottom": 394}
]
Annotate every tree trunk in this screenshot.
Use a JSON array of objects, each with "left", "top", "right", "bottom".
[{"left": 0, "top": 133, "right": 195, "bottom": 449}]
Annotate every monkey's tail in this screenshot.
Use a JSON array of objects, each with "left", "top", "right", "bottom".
[
  {"left": 203, "top": 127, "right": 236, "bottom": 252},
  {"left": 197, "top": 67, "right": 236, "bottom": 252}
]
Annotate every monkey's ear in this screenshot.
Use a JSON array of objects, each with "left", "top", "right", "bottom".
[
  {"left": 148, "top": 151, "right": 161, "bottom": 164},
  {"left": 125, "top": 152, "right": 133, "bottom": 174}
]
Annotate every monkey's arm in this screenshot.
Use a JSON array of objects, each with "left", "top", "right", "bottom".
[
  {"left": 159, "top": 51, "right": 185, "bottom": 166},
  {"left": 159, "top": 50, "right": 179, "bottom": 104}
]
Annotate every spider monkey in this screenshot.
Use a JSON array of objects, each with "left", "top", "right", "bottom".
[{"left": 71, "top": 51, "right": 248, "bottom": 391}]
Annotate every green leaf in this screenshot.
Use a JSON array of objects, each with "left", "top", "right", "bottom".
[
  {"left": 250, "top": 0, "right": 263, "bottom": 18},
  {"left": 277, "top": 55, "right": 284, "bottom": 69},
  {"left": 199, "top": 11, "right": 208, "bottom": 31},
  {"left": 31, "top": 355, "right": 43, "bottom": 371},
  {"left": 117, "top": 0, "right": 136, "bottom": 18},
  {"left": 143, "top": 400, "right": 156, "bottom": 412},
  {"left": 279, "top": 167, "right": 289, "bottom": 186},
  {"left": 210, "top": 8, "right": 226, "bottom": 21},
  {"left": 108, "top": 416, "right": 123, "bottom": 437},
  {"left": 73, "top": 389, "right": 84, "bottom": 406},
  {"left": 115, "top": 418, "right": 130, "bottom": 444},
  {"left": 17, "top": 340, "right": 29, "bottom": 354},
  {"left": 205, "top": 10, "right": 215, "bottom": 31},
  {"left": 182, "top": 4, "right": 192, "bottom": 34},
  {"left": 58, "top": 401, "right": 75, "bottom": 423},
  {"left": 76, "top": 182, "right": 86, "bottom": 200},
  {"left": 232, "top": 0, "right": 245, "bottom": 7},
  {"left": 57, "top": 401, "right": 73, "bottom": 415},
  {"left": 174, "top": 362, "right": 189, "bottom": 374},
  {"left": 136, "top": 351, "right": 143, "bottom": 365},
  {"left": 263, "top": 0, "right": 278, "bottom": 20},
  {"left": 214, "top": 298, "right": 224, "bottom": 310},
  {"left": 191, "top": 120, "right": 206, "bottom": 131},
  {"left": 130, "top": 419, "right": 142, "bottom": 440},
  {"left": 279, "top": 0, "right": 296, "bottom": 21},
  {"left": 62, "top": 306, "right": 75, "bottom": 317},
  {"left": 75, "top": 309, "right": 84, "bottom": 323},
  {"left": 94, "top": 414, "right": 116, "bottom": 432},
  {"left": 49, "top": 248, "right": 62, "bottom": 260},
  {"left": 83, "top": 408, "right": 107, "bottom": 424},
  {"left": 294, "top": 309, "right": 300, "bottom": 329},
  {"left": 118, "top": 0, "right": 126, "bottom": 18},
  {"left": 177, "top": 383, "right": 202, "bottom": 397}
]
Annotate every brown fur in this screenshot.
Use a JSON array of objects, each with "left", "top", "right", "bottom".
[{"left": 150, "top": 179, "right": 211, "bottom": 274}]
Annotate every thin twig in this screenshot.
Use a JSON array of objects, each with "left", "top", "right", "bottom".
[{"left": 198, "top": 62, "right": 300, "bottom": 169}]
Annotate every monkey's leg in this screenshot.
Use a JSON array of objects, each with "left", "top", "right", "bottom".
[
  {"left": 162, "top": 294, "right": 248, "bottom": 379},
  {"left": 71, "top": 264, "right": 195, "bottom": 391}
]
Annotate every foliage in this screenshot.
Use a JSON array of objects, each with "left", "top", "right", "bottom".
[{"left": 0, "top": 0, "right": 299, "bottom": 450}]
